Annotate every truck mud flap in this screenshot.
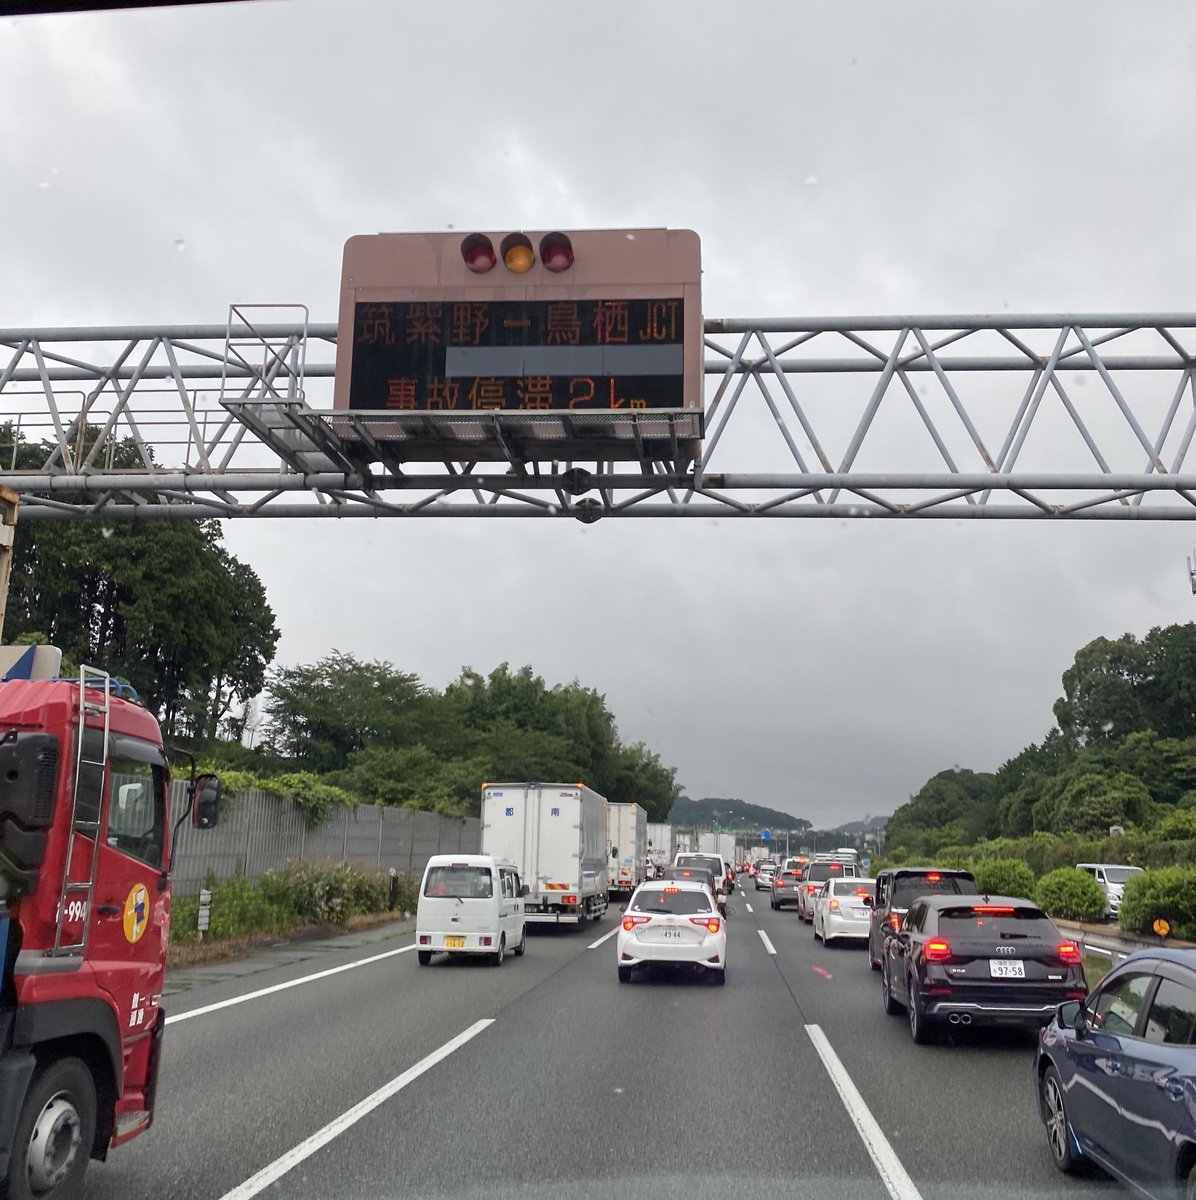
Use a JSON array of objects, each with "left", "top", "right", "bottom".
[{"left": 143, "top": 1007, "right": 166, "bottom": 1130}]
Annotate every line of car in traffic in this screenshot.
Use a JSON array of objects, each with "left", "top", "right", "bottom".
[{"left": 746, "top": 855, "right": 1196, "bottom": 1200}]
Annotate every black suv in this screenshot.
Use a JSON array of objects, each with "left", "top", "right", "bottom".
[
  {"left": 880, "top": 894, "right": 1087, "bottom": 1043},
  {"left": 866, "top": 867, "right": 976, "bottom": 969}
]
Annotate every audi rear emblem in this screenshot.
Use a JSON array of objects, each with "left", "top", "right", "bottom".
[{"left": 994, "top": 945, "right": 1016, "bottom": 954}]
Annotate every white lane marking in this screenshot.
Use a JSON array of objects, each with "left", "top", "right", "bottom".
[
  {"left": 745, "top": 903, "right": 754, "bottom": 913},
  {"left": 588, "top": 926, "right": 620, "bottom": 949},
  {"left": 166, "top": 944, "right": 417, "bottom": 1025},
  {"left": 757, "top": 929, "right": 777, "bottom": 956},
  {"left": 805, "top": 1024, "right": 923, "bottom": 1200},
  {"left": 217, "top": 1018, "right": 493, "bottom": 1200}
]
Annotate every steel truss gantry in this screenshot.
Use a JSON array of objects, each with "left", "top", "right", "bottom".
[{"left": 2, "top": 306, "right": 1196, "bottom": 519}]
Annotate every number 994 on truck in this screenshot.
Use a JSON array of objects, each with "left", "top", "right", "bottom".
[{"left": 0, "top": 652, "right": 219, "bottom": 1199}]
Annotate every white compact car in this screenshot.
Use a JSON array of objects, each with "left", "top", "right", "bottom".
[
  {"left": 812, "top": 877, "right": 875, "bottom": 946},
  {"left": 416, "top": 854, "right": 527, "bottom": 966},
  {"left": 616, "top": 879, "right": 727, "bottom": 985}
]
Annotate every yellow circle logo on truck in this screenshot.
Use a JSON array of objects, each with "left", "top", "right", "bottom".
[{"left": 123, "top": 883, "right": 149, "bottom": 943}]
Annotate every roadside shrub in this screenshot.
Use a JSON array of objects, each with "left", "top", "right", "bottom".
[
  {"left": 259, "top": 860, "right": 389, "bottom": 925},
  {"left": 1034, "top": 868, "right": 1107, "bottom": 923},
  {"left": 1118, "top": 868, "right": 1196, "bottom": 941},
  {"left": 972, "top": 858, "right": 1036, "bottom": 899}
]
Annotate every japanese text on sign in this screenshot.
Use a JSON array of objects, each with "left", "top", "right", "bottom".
[{"left": 348, "top": 298, "right": 686, "bottom": 413}]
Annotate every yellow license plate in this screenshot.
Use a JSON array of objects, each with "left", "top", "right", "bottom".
[{"left": 444, "top": 936, "right": 466, "bottom": 949}]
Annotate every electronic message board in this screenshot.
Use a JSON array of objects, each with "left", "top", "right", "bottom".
[{"left": 331, "top": 229, "right": 702, "bottom": 464}]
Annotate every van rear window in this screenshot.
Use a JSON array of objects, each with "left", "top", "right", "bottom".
[
  {"left": 424, "top": 866, "right": 493, "bottom": 899},
  {"left": 631, "top": 889, "right": 713, "bottom": 915},
  {"left": 892, "top": 873, "right": 975, "bottom": 902}
]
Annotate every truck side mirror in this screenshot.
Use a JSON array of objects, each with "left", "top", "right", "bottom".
[
  {"left": 861, "top": 894, "right": 874, "bottom": 908},
  {"left": 611, "top": 846, "right": 618, "bottom": 858},
  {"left": 520, "top": 884, "right": 529, "bottom": 897},
  {"left": 191, "top": 774, "right": 221, "bottom": 829}
]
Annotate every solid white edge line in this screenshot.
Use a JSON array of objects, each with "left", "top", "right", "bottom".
[
  {"left": 588, "top": 926, "right": 620, "bottom": 949},
  {"left": 757, "top": 929, "right": 777, "bottom": 956},
  {"left": 805, "top": 1024, "right": 923, "bottom": 1200},
  {"left": 217, "top": 1018, "right": 494, "bottom": 1200},
  {"left": 165, "top": 944, "right": 417, "bottom": 1025},
  {"left": 745, "top": 902, "right": 754, "bottom": 913}
]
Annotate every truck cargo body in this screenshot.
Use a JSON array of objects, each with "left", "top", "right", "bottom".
[
  {"left": 646, "top": 822, "right": 673, "bottom": 863},
  {"left": 481, "top": 782, "right": 608, "bottom": 925},
  {"left": 606, "top": 803, "right": 647, "bottom": 898}
]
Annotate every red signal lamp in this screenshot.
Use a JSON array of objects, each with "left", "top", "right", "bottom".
[
  {"left": 540, "top": 232, "right": 574, "bottom": 273},
  {"left": 460, "top": 233, "right": 496, "bottom": 274},
  {"left": 500, "top": 232, "right": 535, "bottom": 273}
]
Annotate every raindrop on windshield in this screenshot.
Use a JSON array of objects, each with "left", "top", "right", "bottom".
[{"left": 804, "top": 175, "right": 819, "bottom": 187}]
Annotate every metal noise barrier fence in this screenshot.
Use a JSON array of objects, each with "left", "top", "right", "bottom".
[{"left": 170, "top": 785, "right": 481, "bottom": 897}]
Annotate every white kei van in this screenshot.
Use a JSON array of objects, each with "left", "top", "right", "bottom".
[{"left": 415, "top": 854, "right": 527, "bottom": 966}]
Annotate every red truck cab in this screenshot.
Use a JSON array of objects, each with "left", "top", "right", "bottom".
[{"left": 0, "top": 665, "right": 218, "bottom": 1199}]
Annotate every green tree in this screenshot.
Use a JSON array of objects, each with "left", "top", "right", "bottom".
[
  {"left": 1052, "top": 770, "right": 1150, "bottom": 837},
  {"left": 1053, "top": 634, "right": 1149, "bottom": 746},
  {"left": 263, "top": 651, "right": 423, "bottom": 772},
  {"left": 1141, "top": 624, "right": 1196, "bottom": 739}
]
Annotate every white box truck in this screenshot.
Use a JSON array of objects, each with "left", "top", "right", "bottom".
[
  {"left": 646, "top": 822, "right": 673, "bottom": 865},
  {"left": 481, "top": 781, "right": 609, "bottom": 925},
  {"left": 607, "top": 802, "right": 648, "bottom": 898}
]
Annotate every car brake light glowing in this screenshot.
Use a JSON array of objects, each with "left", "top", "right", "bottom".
[
  {"left": 972, "top": 905, "right": 1015, "bottom": 914},
  {"left": 564, "top": 895, "right": 577, "bottom": 905},
  {"left": 887, "top": 914, "right": 901, "bottom": 931},
  {"left": 1057, "top": 942, "right": 1082, "bottom": 964},
  {"left": 664, "top": 887, "right": 679, "bottom": 893},
  {"left": 622, "top": 915, "right": 650, "bottom": 931},
  {"left": 927, "top": 873, "right": 942, "bottom": 881},
  {"left": 806, "top": 884, "right": 817, "bottom": 893},
  {"left": 829, "top": 864, "right": 841, "bottom": 872},
  {"left": 856, "top": 889, "right": 871, "bottom": 897},
  {"left": 691, "top": 917, "right": 721, "bottom": 933},
  {"left": 924, "top": 940, "right": 952, "bottom": 962}
]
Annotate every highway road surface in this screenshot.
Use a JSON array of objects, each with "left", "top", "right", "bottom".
[{"left": 85, "top": 888, "right": 1118, "bottom": 1200}]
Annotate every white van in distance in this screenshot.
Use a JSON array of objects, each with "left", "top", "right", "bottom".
[{"left": 416, "top": 854, "right": 527, "bottom": 966}]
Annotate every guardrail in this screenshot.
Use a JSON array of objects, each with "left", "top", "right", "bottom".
[{"left": 1055, "top": 918, "right": 1193, "bottom": 966}]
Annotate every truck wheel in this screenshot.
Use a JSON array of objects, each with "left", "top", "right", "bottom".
[
  {"left": 417, "top": 950, "right": 432, "bottom": 966},
  {"left": 491, "top": 935, "right": 505, "bottom": 967},
  {"left": 4, "top": 1056, "right": 96, "bottom": 1200}
]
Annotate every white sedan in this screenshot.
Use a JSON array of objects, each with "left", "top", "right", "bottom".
[
  {"left": 812, "top": 877, "right": 876, "bottom": 947},
  {"left": 616, "top": 879, "right": 727, "bottom": 985}
]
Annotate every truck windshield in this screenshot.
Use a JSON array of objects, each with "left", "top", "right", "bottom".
[{"left": 424, "top": 866, "right": 493, "bottom": 899}]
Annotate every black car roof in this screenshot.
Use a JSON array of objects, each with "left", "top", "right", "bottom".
[
  {"left": 882, "top": 866, "right": 975, "bottom": 878},
  {"left": 919, "top": 893, "right": 1040, "bottom": 910}
]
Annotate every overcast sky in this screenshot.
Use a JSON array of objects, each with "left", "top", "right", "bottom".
[{"left": 4, "top": 0, "right": 1196, "bottom": 827}]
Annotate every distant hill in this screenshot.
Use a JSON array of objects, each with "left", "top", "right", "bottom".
[
  {"left": 669, "top": 796, "right": 811, "bottom": 833},
  {"left": 833, "top": 814, "right": 889, "bottom": 834}
]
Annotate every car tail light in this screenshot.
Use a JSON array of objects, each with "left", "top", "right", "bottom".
[
  {"left": 924, "top": 940, "right": 952, "bottom": 963},
  {"left": 972, "top": 905, "right": 1015, "bottom": 914},
  {"left": 806, "top": 884, "right": 818, "bottom": 894},
  {"left": 828, "top": 900, "right": 841, "bottom": 911},
  {"left": 622, "top": 915, "right": 650, "bottom": 932},
  {"left": 691, "top": 917, "right": 721, "bottom": 934},
  {"left": 481, "top": 936, "right": 492, "bottom": 946},
  {"left": 564, "top": 895, "right": 577, "bottom": 905},
  {"left": 1057, "top": 942, "right": 1082, "bottom": 965},
  {"left": 856, "top": 889, "right": 871, "bottom": 898},
  {"left": 886, "top": 914, "right": 901, "bottom": 931},
  {"left": 927, "top": 873, "right": 941, "bottom": 882},
  {"left": 418, "top": 935, "right": 430, "bottom": 945}
]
